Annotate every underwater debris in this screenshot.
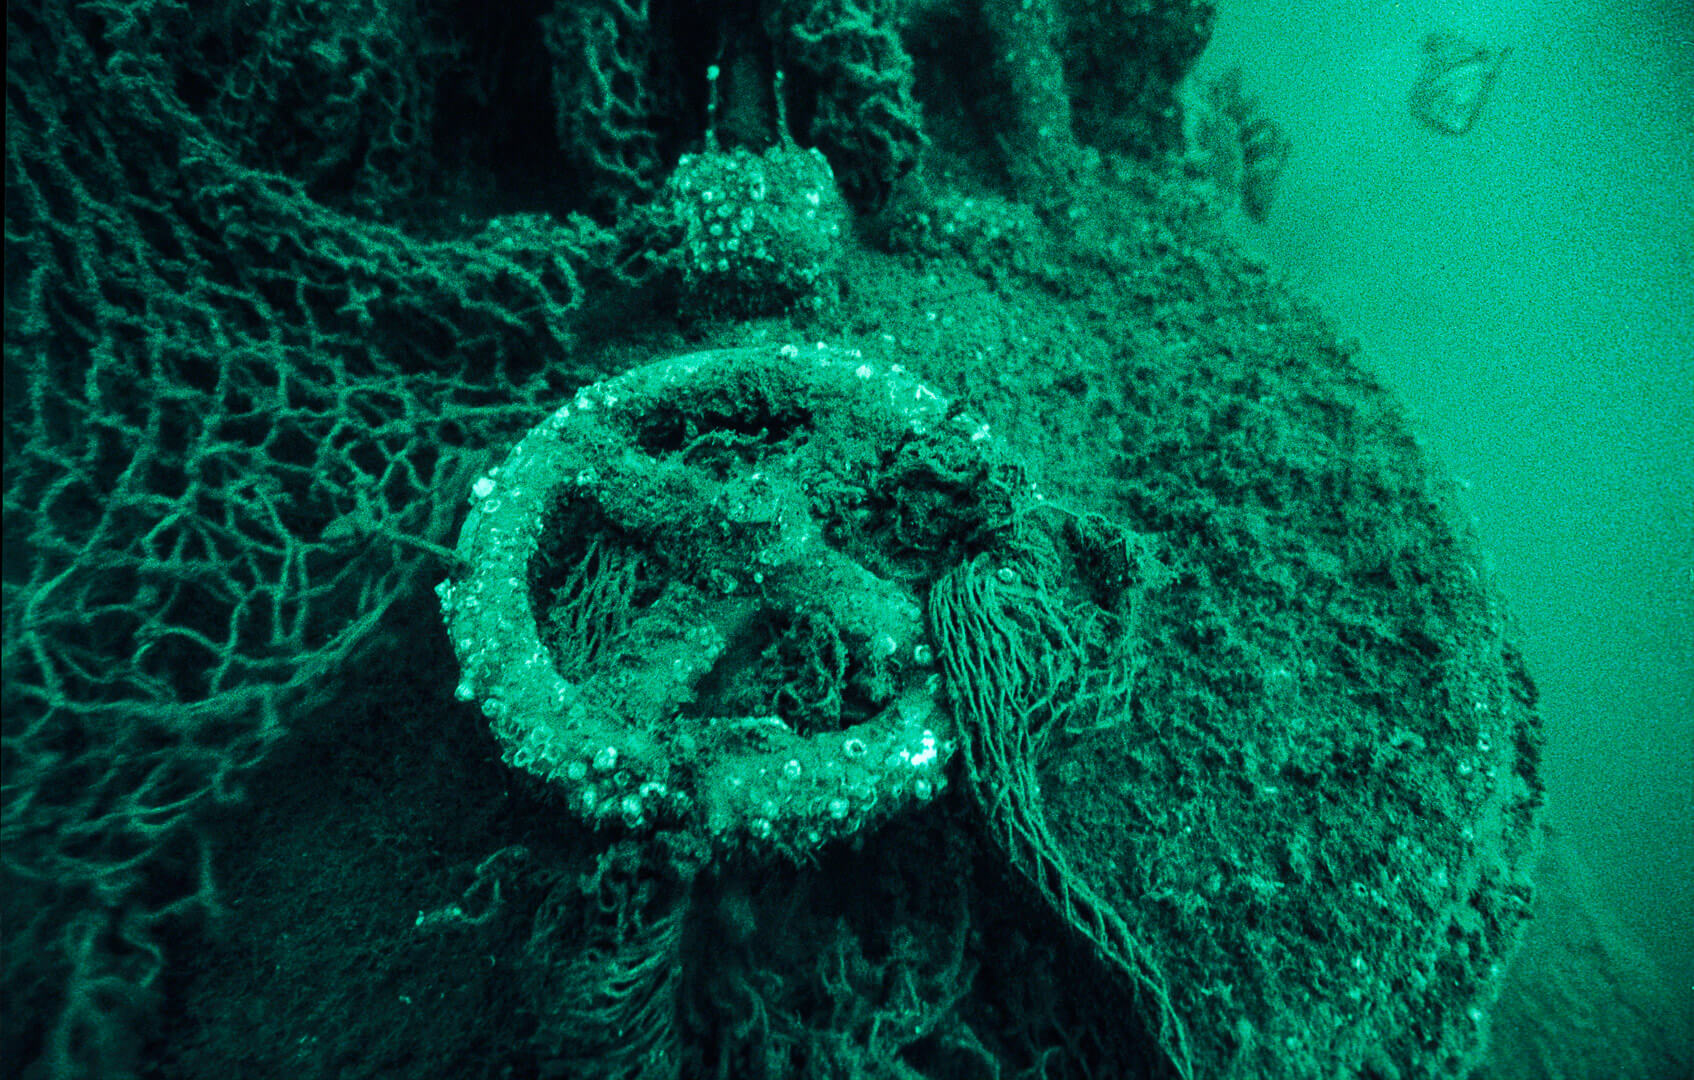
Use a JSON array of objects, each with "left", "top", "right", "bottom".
[
  {"left": 1410, "top": 32, "right": 1512, "bottom": 135},
  {"left": 439, "top": 344, "right": 1033, "bottom": 863},
  {"left": 1181, "top": 66, "right": 1292, "bottom": 223}
]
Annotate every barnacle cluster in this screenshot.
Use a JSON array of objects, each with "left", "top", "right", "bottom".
[{"left": 663, "top": 144, "right": 849, "bottom": 317}]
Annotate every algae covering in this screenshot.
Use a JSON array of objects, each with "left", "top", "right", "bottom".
[{"left": 3, "top": 2, "right": 1540, "bottom": 1079}]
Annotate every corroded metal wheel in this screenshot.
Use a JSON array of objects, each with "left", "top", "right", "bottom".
[{"left": 439, "top": 344, "right": 1032, "bottom": 861}]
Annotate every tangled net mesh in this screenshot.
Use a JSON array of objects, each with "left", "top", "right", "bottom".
[
  {"left": 928, "top": 518, "right": 1195, "bottom": 1077},
  {"left": 1, "top": 1, "right": 643, "bottom": 1065}
]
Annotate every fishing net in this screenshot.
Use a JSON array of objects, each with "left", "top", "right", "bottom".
[{"left": 2, "top": 2, "right": 637, "bottom": 1068}]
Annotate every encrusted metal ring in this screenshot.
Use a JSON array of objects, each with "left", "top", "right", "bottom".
[{"left": 438, "top": 344, "right": 1030, "bottom": 860}]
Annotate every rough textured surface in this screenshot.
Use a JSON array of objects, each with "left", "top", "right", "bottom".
[
  {"left": 3, "top": 1, "right": 1540, "bottom": 1078},
  {"left": 662, "top": 147, "right": 851, "bottom": 317},
  {"left": 908, "top": 0, "right": 1217, "bottom": 202},
  {"left": 441, "top": 346, "right": 1033, "bottom": 861}
]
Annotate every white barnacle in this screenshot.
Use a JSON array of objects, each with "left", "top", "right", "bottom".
[{"left": 908, "top": 730, "right": 939, "bottom": 769}]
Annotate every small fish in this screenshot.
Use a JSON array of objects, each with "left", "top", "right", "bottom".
[{"left": 1410, "top": 33, "right": 1513, "bottom": 136}]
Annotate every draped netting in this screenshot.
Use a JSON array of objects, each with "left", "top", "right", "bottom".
[{"left": 2, "top": 3, "right": 641, "bottom": 1069}]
